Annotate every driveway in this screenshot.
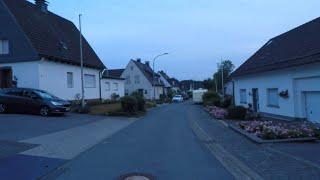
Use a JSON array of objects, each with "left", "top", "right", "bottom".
[{"left": 0, "top": 113, "right": 105, "bottom": 141}]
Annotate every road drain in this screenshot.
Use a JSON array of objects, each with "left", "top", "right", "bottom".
[{"left": 118, "top": 173, "right": 156, "bottom": 180}]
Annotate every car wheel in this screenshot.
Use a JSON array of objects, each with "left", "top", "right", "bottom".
[
  {"left": 0, "top": 104, "right": 6, "bottom": 113},
  {"left": 40, "top": 106, "right": 50, "bottom": 117}
]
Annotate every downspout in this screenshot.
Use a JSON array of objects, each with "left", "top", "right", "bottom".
[{"left": 99, "top": 68, "right": 108, "bottom": 102}]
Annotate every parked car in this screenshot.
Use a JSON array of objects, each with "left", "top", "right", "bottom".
[
  {"left": 172, "top": 95, "right": 184, "bottom": 103},
  {"left": 0, "top": 88, "right": 71, "bottom": 116}
]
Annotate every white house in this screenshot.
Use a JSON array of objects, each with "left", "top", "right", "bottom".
[
  {"left": 0, "top": 0, "right": 107, "bottom": 101},
  {"left": 101, "top": 69, "right": 125, "bottom": 100},
  {"left": 121, "top": 59, "right": 164, "bottom": 100},
  {"left": 158, "top": 71, "right": 172, "bottom": 95},
  {"left": 232, "top": 17, "right": 320, "bottom": 123}
]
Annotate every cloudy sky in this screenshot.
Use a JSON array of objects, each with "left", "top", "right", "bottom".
[{"left": 34, "top": 0, "right": 320, "bottom": 80}]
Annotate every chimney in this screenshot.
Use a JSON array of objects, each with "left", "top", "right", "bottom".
[
  {"left": 35, "top": 0, "right": 48, "bottom": 13},
  {"left": 136, "top": 58, "right": 141, "bottom": 63},
  {"left": 145, "top": 61, "right": 150, "bottom": 67}
]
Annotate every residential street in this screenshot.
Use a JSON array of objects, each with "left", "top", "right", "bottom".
[{"left": 52, "top": 103, "right": 233, "bottom": 180}]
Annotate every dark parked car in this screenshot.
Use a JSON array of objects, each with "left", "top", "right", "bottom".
[{"left": 0, "top": 88, "right": 71, "bottom": 116}]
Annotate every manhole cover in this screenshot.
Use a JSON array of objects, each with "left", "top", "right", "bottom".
[{"left": 118, "top": 173, "right": 156, "bottom": 180}]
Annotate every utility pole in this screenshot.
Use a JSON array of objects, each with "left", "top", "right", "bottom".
[
  {"left": 79, "top": 14, "right": 85, "bottom": 109},
  {"left": 221, "top": 59, "right": 225, "bottom": 100}
]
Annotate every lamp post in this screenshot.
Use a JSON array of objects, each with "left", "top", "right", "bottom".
[{"left": 152, "top": 53, "right": 169, "bottom": 100}]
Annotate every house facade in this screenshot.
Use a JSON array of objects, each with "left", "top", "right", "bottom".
[
  {"left": 232, "top": 17, "right": 320, "bottom": 123},
  {"left": 158, "top": 71, "right": 172, "bottom": 95},
  {"left": 101, "top": 69, "right": 125, "bottom": 100},
  {"left": 121, "top": 59, "right": 164, "bottom": 100},
  {"left": 0, "top": 0, "right": 106, "bottom": 100}
]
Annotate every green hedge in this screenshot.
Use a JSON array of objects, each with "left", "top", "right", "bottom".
[{"left": 202, "top": 91, "right": 220, "bottom": 106}]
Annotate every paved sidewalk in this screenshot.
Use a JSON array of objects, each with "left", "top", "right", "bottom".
[
  {"left": 190, "top": 105, "right": 320, "bottom": 180},
  {"left": 0, "top": 117, "right": 137, "bottom": 180}
]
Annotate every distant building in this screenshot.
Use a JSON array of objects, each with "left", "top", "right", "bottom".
[
  {"left": 121, "top": 59, "right": 164, "bottom": 100},
  {"left": 169, "top": 78, "right": 180, "bottom": 92}
]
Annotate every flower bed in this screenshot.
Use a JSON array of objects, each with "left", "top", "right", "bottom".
[
  {"left": 205, "top": 106, "right": 228, "bottom": 119},
  {"left": 238, "top": 120, "right": 319, "bottom": 140}
]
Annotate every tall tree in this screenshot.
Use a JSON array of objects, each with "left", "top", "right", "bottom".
[{"left": 213, "top": 60, "right": 235, "bottom": 93}]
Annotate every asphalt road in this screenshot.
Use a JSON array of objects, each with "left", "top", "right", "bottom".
[{"left": 54, "top": 103, "right": 233, "bottom": 180}]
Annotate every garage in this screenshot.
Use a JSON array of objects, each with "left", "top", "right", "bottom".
[{"left": 305, "top": 92, "right": 320, "bottom": 123}]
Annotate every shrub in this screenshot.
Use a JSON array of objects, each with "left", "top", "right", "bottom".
[
  {"left": 227, "top": 106, "right": 247, "bottom": 120},
  {"left": 131, "top": 92, "right": 146, "bottom": 112},
  {"left": 120, "top": 96, "right": 138, "bottom": 113},
  {"left": 202, "top": 91, "right": 220, "bottom": 106}
]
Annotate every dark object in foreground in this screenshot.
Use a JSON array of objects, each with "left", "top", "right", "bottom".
[{"left": 0, "top": 88, "right": 71, "bottom": 116}]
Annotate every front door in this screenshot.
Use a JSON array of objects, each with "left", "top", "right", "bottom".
[
  {"left": 0, "top": 68, "right": 13, "bottom": 88},
  {"left": 252, "top": 88, "right": 259, "bottom": 112},
  {"left": 306, "top": 92, "right": 320, "bottom": 123}
]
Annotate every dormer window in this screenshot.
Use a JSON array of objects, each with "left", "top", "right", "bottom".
[{"left": 0, "top": 39, "right": 9, "bottom": 55}]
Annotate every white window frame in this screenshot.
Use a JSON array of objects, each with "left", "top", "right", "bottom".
[
  {"left": 267, "top": 88, "right": 279, "bottom": 108},
  {"left": 113, "top": 82, "right": 118, "bottom": 91},
  {"left": 67, "top": 72, "right": 74, "bottom": 88},
  {"left": 0, "top": 39, "right": 9, "bottom": 55},
  {"left": 240, "top": 89, "right": 247, "bottom": 104},
  {"left": 105, "top": 82, "right": 110, "bottom": 91},
  {"left": 84, "top": 74, "right": 96, "bottom": 88}
]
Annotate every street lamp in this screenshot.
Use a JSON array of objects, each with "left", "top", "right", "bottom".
[{"left": 152, "top": 53, "right": 169, "bottom": 100}]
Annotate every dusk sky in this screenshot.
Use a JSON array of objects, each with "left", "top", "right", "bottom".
[{"left": 33, "top": 0, "right": 320, "bottom": 80}]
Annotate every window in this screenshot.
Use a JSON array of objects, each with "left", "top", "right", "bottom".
[
  {"left": 134, "top": 75, "right": 140, "bottom": 84},
  {"left": 0, "top": 40, "right": 9, "bottom": 55},
  {"left": 125, "top": 89, "right": 129, "bottom": 95},
  {"left": 67, "top": 72, "right": 73, "bottom": 88},
  {"left": 130, "top": 66, "right": 134, "bottom": 71},
  {"left": 113, "top": 83, "right": 118, "bottom": 91},
  {"left": 240, "top": 89, "right": 247, "bottom": 104},
  {"left": 84, "top": 74, "right": 96, "bottom": 88},
  {"left": 126, "top": 76, "right": 131, "bottom": 84},
  {"left": 144, "top": 90, "right": 148, "bottom": 94},
  {"left": 105, "top": 82, "right": 110, "bottom": 91},
  {"left": 267, "top": 88, "right": 279, "bottom": 107}
]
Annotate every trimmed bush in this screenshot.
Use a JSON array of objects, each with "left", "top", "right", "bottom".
[
  {"left": 202, "top": 91, "right": 220, "bottom": 106},
  {"left": 120, "top": 96, "right": 138, "bottom": 113},
  {"left": 227, "top": 106, "right": 247, "bottom": 120},
  {"left": 131, "top": 92, "right": 146, "bottom": 112}
]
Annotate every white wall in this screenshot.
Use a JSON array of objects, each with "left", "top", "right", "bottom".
[
  {"left": 234, "top": 63, "right": 320, "bottom": 120},
  {"left": 0, "top": 61, "right": 40, "bottom": 88},
  {"left": 101, "top": 78, "right": 125, "bottom": 100},
  {"left": 39, "top": 60, "right": 101, "bottom": 100}
]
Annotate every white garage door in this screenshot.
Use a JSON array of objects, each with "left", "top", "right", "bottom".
[{"left": 306, "top": 92, "right": 320, "bottom": 123}]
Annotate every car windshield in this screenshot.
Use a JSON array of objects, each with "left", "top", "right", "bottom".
[{"left": 34, "top": 90, "right": 57, "bottom": 99}]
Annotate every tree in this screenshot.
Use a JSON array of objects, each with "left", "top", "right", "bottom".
[
  {"left": 213, "top": 60, "right": 235, "bottom": 93},
  {"left": 203, "top": 78, "right": 215, "bottom": 90}
]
